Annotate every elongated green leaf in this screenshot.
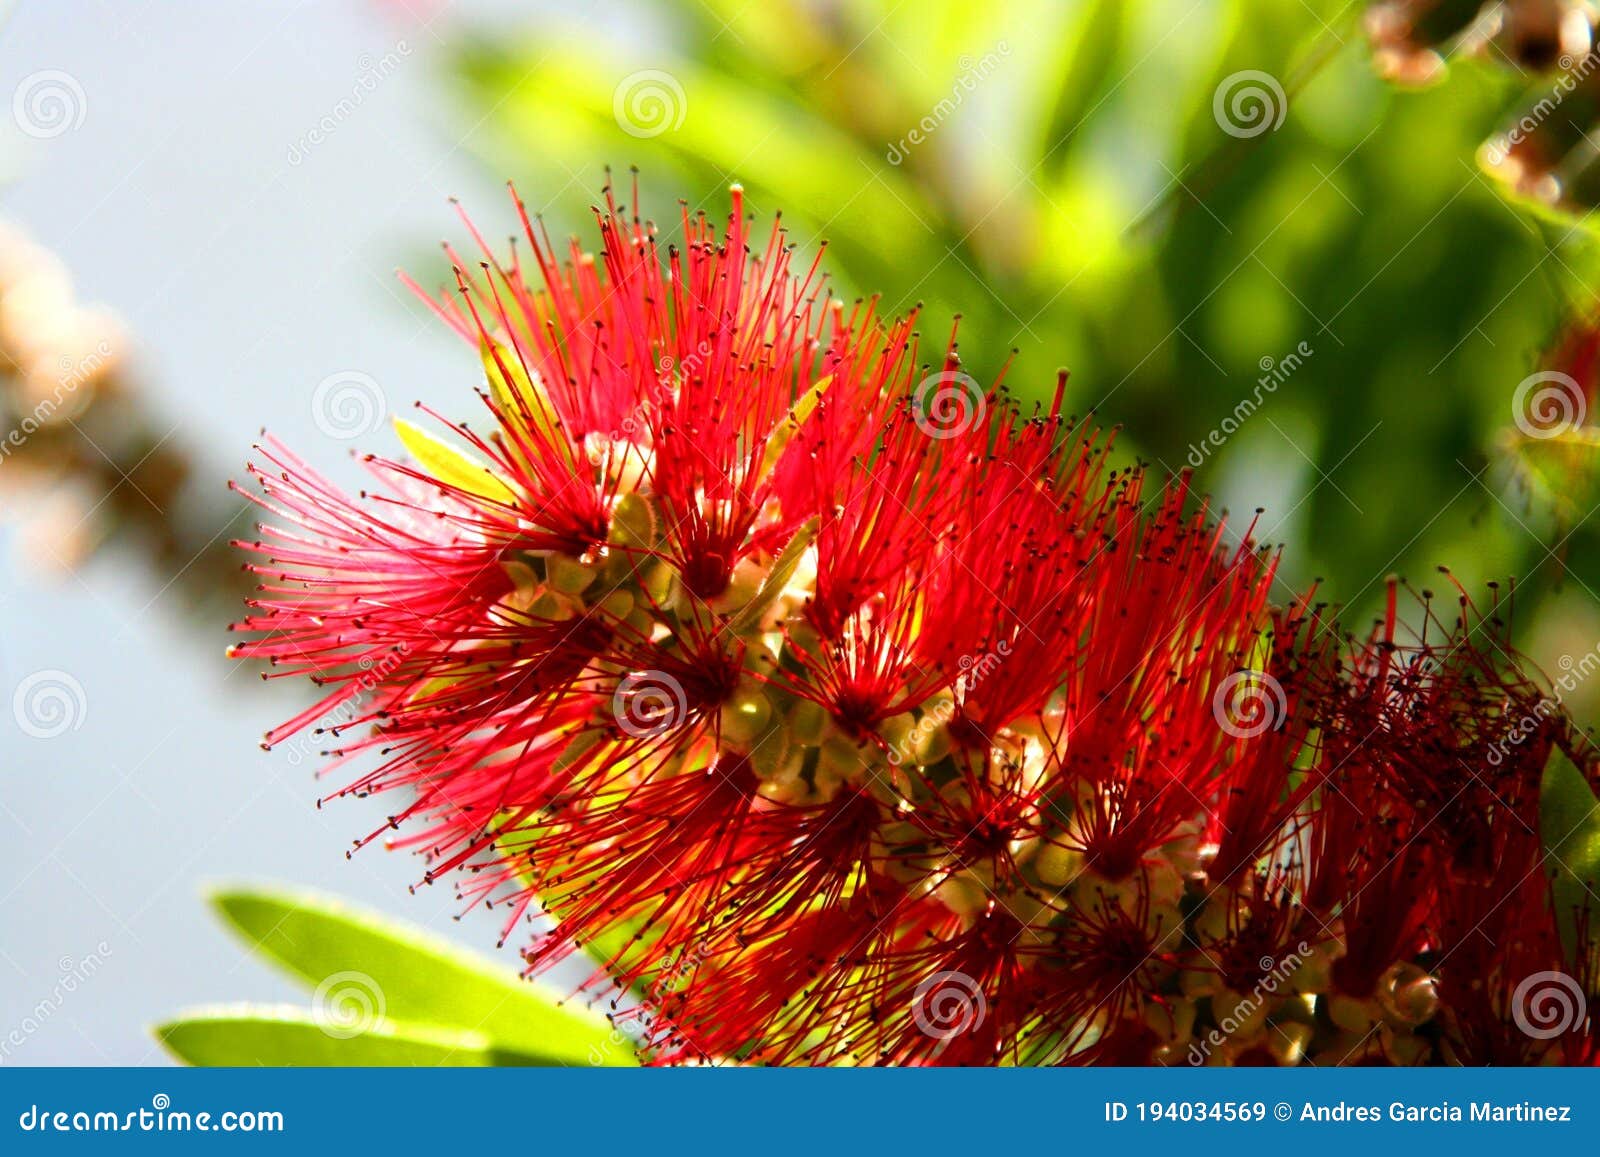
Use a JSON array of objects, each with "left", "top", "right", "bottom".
[
  {"left": 1032, "top": 0, "right": 1130, "bottom": 170},
  {"left": 730, "top": 517, "right": 818, "bottom": 633},
  {"left": 451, "top": 44, "right": 946, "bottom": 292},
  {"left": 155, "top": 1004, "right": 568, "bottom": 1067},
  {"left": 1540, "top": 750, "right": 1600, "bottom": 971},
  {"left": 206, "top": 883, "right": 634, "bottom": 1066}
]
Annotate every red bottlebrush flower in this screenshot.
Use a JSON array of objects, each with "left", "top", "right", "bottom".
[
  {"left": 228, "top": 438, "right": 518, "bottom": 749},
  {"left": 235, "top": 181, "right": 1599, "bottom": 1067},
  {"left": 1036, "top": 878, "right": 1186, "bottom": 1063},
  {"left": 1430, "top": 843, "right": 1569, "bottom": 1065}
]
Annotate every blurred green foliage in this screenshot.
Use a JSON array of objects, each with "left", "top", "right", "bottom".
[{"left": 438, "top": 0, "right": 1600, "bottom": 658}]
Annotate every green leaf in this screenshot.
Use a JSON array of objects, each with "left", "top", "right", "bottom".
[
  {"left": 1031, "top": 0, "right": 1131, "bottom": 172},
  {"left": 206, "top": 883, "right": 635, "bottom": 1066},
  {"left": 393, "top": 416, "right": 515, "bottom": 502},
  {"left": 730, "top": 517, "right": 818, "bottom": 634},
  {"left": 451, "top": 43, "right": 946, "bottom": 294},
  {"left": 1540, "top": 749, "right": 1600, "bottom": 971},
  {"left": 155, "top": 1004, "right": 569, "bottom": 1067}
]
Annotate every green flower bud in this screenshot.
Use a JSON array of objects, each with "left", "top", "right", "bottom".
[
  {"left": 720, "top": 683, "right": 775, "bottom": 746},
  {"left": 912, "top": 719, "right": 952, "bottom": 766},
  {"left": 878, "top": 712, "right": 917, "bottom": 764},
  {"left": 608, "top": 491, "right": 657, "bottom": 549},
  {"left": 1377, "top": 962, "right": 1438, "bottom": 1027},
  {"left": 1270, "top": 1021, "right": 1314, "bottom": 1065},
  {"left": 707, "top": 556, "right": 765, "bottom": 615},
  {"left": 547, "top": 552, "right": 596, "bottom": 595},
  {"left": 529, "top": 587, "right": 577, "bottom": 622},
  {"left": 595, "top": 589, "right": 634, "bottom": 621},
  {"left": 1028, "top": 839, "right": 1083, "bottom": 887},
  {"left": 788, "top": 698, "right": 828, "bottom": 746},
  {"left": 748, "top": 728, "right": 799, "bottom": 782},
  {"left": 1326, "top": 994, "right": 1375, "bottom": 1035}
]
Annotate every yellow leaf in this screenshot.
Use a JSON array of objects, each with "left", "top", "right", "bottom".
[
  {"left": 760, "top": 374, "right": 832, "bottom": 478},
  {"left": 482, "top": 340, "right": 564, "bottom": 446},
  {"left": 393, "top": 417, "right": 514, "bottom": 502}
]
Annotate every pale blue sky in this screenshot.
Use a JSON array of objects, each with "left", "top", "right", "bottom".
[{"left": 0, "top": 0, "right": 618, "bottom": 1064}]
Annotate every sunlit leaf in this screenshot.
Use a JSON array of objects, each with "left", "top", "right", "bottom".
[
  {"left": 207, "top": 883, "right": 633, "bottom": 1066},
  {"left": 393, "top": 416, "right": 514, "bottom": 502},
  {"left": 730, "top": 517, "right": 817, "bottom": 633},
  {"left": 155, "top": 1004, "right": 568, "bottom": 1067}
]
